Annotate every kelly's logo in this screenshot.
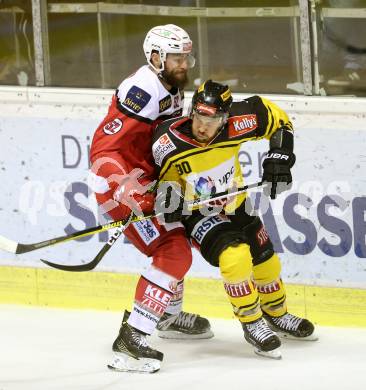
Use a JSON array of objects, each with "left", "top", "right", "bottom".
[{"left": 228, "top": 114, "right": 257, "bottom": 137}]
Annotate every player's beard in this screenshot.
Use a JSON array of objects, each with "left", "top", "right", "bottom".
[{"left": 161, "top": 68, "right": 189, "bottom": 90}]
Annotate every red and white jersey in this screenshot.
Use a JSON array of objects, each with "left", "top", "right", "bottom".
[
  {"left": 116, "top": 65, "right": 184, "bottom": 123},
  {"left": 90, "top": 65, "right": 184, "bottom": 194}
]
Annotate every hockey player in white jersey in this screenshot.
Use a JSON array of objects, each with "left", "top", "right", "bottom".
[{"left": 90, "top": 25, "right": 212, "bottom": 373}]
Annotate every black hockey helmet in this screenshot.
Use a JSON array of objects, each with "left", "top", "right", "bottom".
[{"left": 191, "top": 80, "right": 232, "bottom": 119}]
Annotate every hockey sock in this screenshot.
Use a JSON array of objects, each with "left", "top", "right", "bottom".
[
  {"left": 128, "top": 266, "right": 177, "bottom": 334},
  {"left": 164, "top": 279, "right": 184, "bottom": 316},
  {"left": 219, "top": 244, "right": 261, "bottom": 323},
  {"left": 253, "top": 254, "right": 287, "bottom": 317}
]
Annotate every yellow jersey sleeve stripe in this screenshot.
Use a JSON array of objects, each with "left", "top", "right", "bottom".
[
  {"left": 261, "top": 97, "right": 293, "bottom": 139},
  {"left": 265, "top": 103, "right": 275, "bottom": 138}
]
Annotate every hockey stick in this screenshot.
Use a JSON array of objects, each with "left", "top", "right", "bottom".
[
  {"left": 189, "top": 180, "right": 263, "bottom": 207},
  {"left": 0, "top": 214, "right": 151, "bottom": 255},
  {"left": 41, "top": 225, "right": 125, "bottom": 272},
  {"left": 0, "top": 181, "right": 263, "bottom": 257},
  {"left": 39, "top": 181, "right": 264, "bottom": 272}
]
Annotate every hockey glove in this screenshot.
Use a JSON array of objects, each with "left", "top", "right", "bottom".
[
  {"left": 262, "top": 149, "right": 296, "bottom": 199},
  {"left": 131, "top": 192, "right": 155, "bottom": 215},
  {"left": 112, "top": 169, "right": 156, "bottom": 218},
  {"left": 155, "top": 183, "right": 185, "bottom": 223}
]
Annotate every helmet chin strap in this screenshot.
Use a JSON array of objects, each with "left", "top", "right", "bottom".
[
  {"left": 150, "top": 53, "right": 187, "bottom": 90},
  {"left": 148, "top": 62, "right": 173, "bottom": 88},
  {"left": 148, "top": 61, "right": 164, "bottom": 74},
  {"left": 148, "top": 49, "right": 166, "bottom": 74},
  {"left": 157, "top": 68, "right": 179, "bottom": 90},
  {"left": 157, "top": 71, "right": 170, "bottom": 85},
  {"left": 148, "top": 57, "right": 174, "bottom": 87}
]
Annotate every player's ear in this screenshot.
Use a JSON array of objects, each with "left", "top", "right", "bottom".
[{"left": 151, "top": 52, "right": 162, "bottom": 70}]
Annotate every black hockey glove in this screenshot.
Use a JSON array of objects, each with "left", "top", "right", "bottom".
[
  {"left": 155, "top": 183, "right": 185, "bottom": 223},
  {"left": 262, "top": 149, "right": 296, "bottom": 199}
]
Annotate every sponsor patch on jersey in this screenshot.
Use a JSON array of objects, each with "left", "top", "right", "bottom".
[
  {"left": 191, "top": 215, "right": 230, "bottom": 244},
  {"left": 228, "top": 114, "right": 258, "bottom": 138},
  {"left": 186, "top": 157, "right": 236, "bottom": 201},
  {"left": 152, "top": 134, "right": 177, "bottom": 166},
  {"left": 122, "top": 85, "right": 151, "bottom": 113},
  {"left": 133, "top": 219, "right": 160, "bottom": 245},
  {"left": 256, "top": 225, "right": 269, "bottom": 246},
  {"left": 103, "top": 118, "right": 123, "bottom": 135},
  {"left": 193, "top": 176, "right": 217, "bottom": 199},
  {"left": 159, "top": 95, "right": 172, "bottom": 113}
]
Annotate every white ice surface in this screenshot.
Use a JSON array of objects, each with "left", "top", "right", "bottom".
[{"left": 0, "top": 305, "right": 365, "bottom": 390}]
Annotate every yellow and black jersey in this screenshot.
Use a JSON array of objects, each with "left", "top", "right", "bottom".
[{"left": 152, "top": 95, "right": 292, "bottom": 212}]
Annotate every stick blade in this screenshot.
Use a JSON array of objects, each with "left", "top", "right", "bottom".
[
  {"left": 40, "top": 241, "right": 113, "bottom": 272},
  {"left": 40, "top": 259, "right": 97, "bottom": 272},
  {"left": 0, "top": 235, "right": 18, "bottom": 254}
]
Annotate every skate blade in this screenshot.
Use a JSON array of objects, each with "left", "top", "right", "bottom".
[
  {"left": 254, "top": 347, "right": 282, "bottom": 360},
  {"left": 158, "top": 329, "right": 214, "bottom": 340},
  {"left": 277, "top": 331, "right": 319, "bottom": 342},
  {"left": 107, "top": 353, "right": 161, "bottom": 374}
]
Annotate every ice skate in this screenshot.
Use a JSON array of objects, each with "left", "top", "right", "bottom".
[
  {"left": 108, "top": 310, "right": 163, "bottom": 373},
  {"left": 241, "top": 317, "right": 282, "bottom": 359},
  {"left": 157, "top": 311, "right": 214, "bottom": 339},
  {"left": 263, "top": 312, "right": 318, "bottom": 341}
]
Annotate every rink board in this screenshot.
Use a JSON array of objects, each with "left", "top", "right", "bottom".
[
  {"left": 0, "top": 87, "right": 366, "bottom": 327},
  {"left": 0, "top": 266, "right": 365, "bottom": 327}
]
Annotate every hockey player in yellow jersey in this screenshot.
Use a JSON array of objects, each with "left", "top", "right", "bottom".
[{"left": 152, "top": 80, "right": 317, "bottom": 359}]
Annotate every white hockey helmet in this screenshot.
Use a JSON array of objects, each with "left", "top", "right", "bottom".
[{"left": 143, "top": 24, "right": 195, "bottom": 72}]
